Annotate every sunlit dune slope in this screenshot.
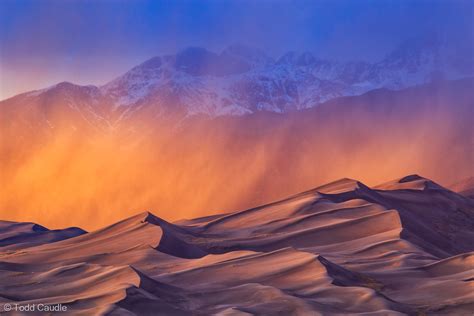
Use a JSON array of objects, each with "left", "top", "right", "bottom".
[{"left": 0, "top": 175, "right": 473, "bottom": 315}]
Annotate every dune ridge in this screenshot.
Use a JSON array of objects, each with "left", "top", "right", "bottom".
[{"left": 0, "top": 175, "right": 473, "bottom": 315}]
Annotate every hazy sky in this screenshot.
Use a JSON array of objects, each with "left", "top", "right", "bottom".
[{"left": 0, "top": 0, "right": 472, "bottom": 100}]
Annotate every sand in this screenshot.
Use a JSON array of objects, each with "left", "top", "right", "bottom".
[{"left": 0, "top": 174, "right": 473, "bottom": 315}]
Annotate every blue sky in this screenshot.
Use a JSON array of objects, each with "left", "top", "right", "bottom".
[{"left": 0, "top": 0, "right": 472, "bottom": 99}]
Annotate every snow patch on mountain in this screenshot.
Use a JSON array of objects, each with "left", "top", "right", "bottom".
[
  {"left": 99, "top": 34, "right": 472, "bottom": 118},
  {"left": 10, "top": 34, "right": 473, "bottom": 120}
]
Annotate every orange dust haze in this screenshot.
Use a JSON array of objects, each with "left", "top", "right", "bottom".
[{"left": 1, "top": 81, "right": 472, "bottom": 230}]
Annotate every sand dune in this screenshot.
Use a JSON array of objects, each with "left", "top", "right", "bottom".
[
  {"left": 449, "top": 177, "right": 474, "bottom": 199},
  {"left": 0, "top": 221, "right": 85, "bottom": 251},
  {"left": 0, "top": 175, "right": 473, "bottom": 315}
]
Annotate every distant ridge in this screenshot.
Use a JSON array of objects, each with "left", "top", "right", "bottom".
[{"left": 2, "top": 34, "right": 473, "bottom": 117}]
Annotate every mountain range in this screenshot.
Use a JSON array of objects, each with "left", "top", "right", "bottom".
[{"left": 3, "top": 34, "right": 473, "bottom": 127}]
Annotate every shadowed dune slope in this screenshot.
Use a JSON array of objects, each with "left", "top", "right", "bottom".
[
  {"left": 0, "top": 221, "right": 85, "bottom": 251},
  {"left": 449, "top": 177, "right": 474, "bottom": 199},
  {"left": 0, "top": 175, "right": 473, "bottom": 315}
]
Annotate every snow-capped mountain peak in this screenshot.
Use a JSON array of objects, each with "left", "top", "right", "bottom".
[{"left": 41, "top": 34, "right": 471, "bottom": 118}]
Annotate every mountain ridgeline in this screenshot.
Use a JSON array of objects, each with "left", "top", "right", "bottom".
[{"left": 3, "top": 34, "right": 474, "bottom": 119}]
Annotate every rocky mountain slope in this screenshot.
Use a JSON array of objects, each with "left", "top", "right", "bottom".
[
  {"left": 101, "top": 35, "right": 473, "bottom": 117},
  {"left": 3, "top": 34, "right": 472, "bottom": 124},
  {"left": 1, "top": 175, "right": 473, "bottom": 315}
]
